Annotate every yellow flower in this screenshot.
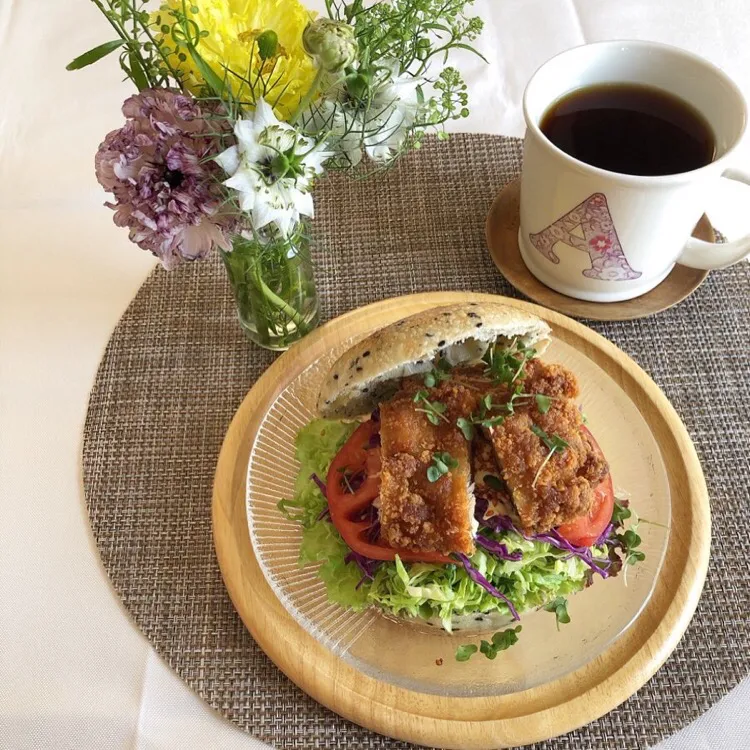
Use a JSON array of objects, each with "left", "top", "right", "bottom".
[{"left": 160, "top": 0, "right": 318, "bottom": 121}]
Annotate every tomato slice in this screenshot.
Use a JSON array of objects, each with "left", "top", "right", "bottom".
[
  {"left": 556, "top": 426, "right": 614, "bottom": 547},
  {"left": 326, "top": 420, "right": 381, "bottom": 512},
  {"left": 325, "top": 420, "right": 452, "bottom": 564}
]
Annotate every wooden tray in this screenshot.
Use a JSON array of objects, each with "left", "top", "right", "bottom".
[
  {"left": 212, "top": 292, "right": 709, "bottom": 749},
  {"left": 486, "top": 180, "right": 715, "bottom": 321}
]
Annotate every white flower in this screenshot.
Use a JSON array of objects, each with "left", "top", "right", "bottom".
[
  {"left": 300, "top": 60, "right": 424, "bottom": 167},
  {"left": 363, "top": 62, "right": 423, "bottom": 162},
  {"left": 216, "top": 99, "right": 331, "bottom": 236},
  {"left": 303, "top": 99, "right": 364, "bottom": 167}
]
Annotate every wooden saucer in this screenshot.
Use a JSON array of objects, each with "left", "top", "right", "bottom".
[{"left": 485, "top": 180, "right": 714, "bottom": 321}]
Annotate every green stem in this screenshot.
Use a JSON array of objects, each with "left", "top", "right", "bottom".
[
  {"left": 135, "top": 6, "right": 185, "bottom": 88},
  {"left": 290, "top": 66, "right": 325, "bottom": 124},
  {"left": 253, "top": 267, "right": 307, "bottom": 330}
]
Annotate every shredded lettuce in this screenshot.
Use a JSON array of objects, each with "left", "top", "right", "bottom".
[
  {"left": 279, "top": 418, "right": 601, "bottom": 631},
  {"left": 277, "top": 418, "right": 356, "bottom": 528}
]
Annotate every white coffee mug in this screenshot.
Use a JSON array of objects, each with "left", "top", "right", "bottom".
[{"left": 519, "top": 41, "right": 750, "bottom": 302}]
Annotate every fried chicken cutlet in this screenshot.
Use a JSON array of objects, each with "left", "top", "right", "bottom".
[
  {"left": 487, "top": 371, "right": 608, "bottom": 533},
  {"left": 379, "top": 356, "right": 607, "bottom": 549},
  {"left": 378, "top": 379, "right": 477, "bottom": 556}
]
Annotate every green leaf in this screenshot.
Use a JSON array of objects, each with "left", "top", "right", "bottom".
[
  {"left": 426, "top": 466, "right": 441, "bottom": 483},
  {"left": 66, "top": 40, "right": 125, "bottom": 71},
  {"left": 436, "top": 452, "right": 458, "bottom": 470},
  {"left": 611, "top": 500, "right": 632, "bottom": 526},
  {"left": 427, "top": 451, "right": 458, "bottom": 483},
  {"left": 451, "top": 42, "right": 489, "bottom": 63},
  {"left": 492, "top": 625, "right": 522, "bottom": 650},
  {"left": 535, "top": 394, "right": 552, "bottom": 414},
  {"left": 484, "top": 474, "right": 505, "bottom": 492},
  {"left": 187, "top": 44, "right": 226, "bottom": 98},
  {"left": 127, "top": 50, "right": 150, "bottom": 90},
  {"left": 423, "top": 359, "right": 452, "bottom": 389},
  {"left": 479, "top": 639, "right": 498, "bottom": 659},
  {"left": 455, "top": 643, "right": 478, "bottom": 662},
  {"left": 477, "top": 626, "right": 522, "bottom": 659},
  {"left": 530, "top": 424, "right": 569, "bottom": 453},
  {"left": 627, "top": 550, "right": 646, "bottom": 565},
  {"left": 456, "top": 417, "right": 474, "bottom": 441},
  {"left": 413, "top": 391, "right": 448, "bottom": 424},
  {"left": 543, "top": 596, "right": 570, "bottom": 630}
]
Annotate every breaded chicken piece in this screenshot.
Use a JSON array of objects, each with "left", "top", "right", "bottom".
[
  {"left": 524, "top": 359, "right": 580, "bottom": 399},
  {"left": 379, "top": 383, "right": 476, "bottom": 555},
  {"left": 488, "top": 398, "right": 608, "bottom": 533},
  {"left": 472, "top": 432, "right": 517, "bottom": 521}
]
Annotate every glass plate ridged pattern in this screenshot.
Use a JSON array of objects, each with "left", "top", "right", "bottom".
[{"left": 246, "top": 336, "right": 671, "bottom": 697}]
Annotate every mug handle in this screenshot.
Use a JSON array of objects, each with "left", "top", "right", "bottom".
[{"left": 678, "top": 168, "right": 750, "bottom": 270}]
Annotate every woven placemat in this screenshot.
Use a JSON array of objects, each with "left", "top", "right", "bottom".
[{"left": 83, "top": 134, "right": 750, "bottom": 749}]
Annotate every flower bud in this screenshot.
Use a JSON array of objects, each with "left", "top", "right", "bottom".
[
  {"left": 346, "top": 73, "right": 370, "bottom": 99},
  {"left": 303, "top": 19, "right": 358, "bottom": 73},
  {"left": 256, "top": 30, "right": 279, "bottom": 60}
]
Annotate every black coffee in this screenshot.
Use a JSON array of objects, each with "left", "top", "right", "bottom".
[{"left": 540, "top": 83, "right": 715, "bottom": 176}]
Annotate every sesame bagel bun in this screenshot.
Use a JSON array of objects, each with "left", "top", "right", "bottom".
[{"left": 318, "top": 302, "right": 551, "bottom": 419}]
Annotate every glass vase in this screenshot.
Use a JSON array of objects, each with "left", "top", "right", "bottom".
[{"left": 221, "top": 225, "right": 320, "bottom": 351}]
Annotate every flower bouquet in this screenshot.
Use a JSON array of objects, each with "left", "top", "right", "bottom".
[{"left": 69, "top": 0, "right": 484, "bottom": 349}]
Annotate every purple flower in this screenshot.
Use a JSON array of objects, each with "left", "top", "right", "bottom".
[{"left": 95, "top": 89, "right": 233, "bottom": 269}]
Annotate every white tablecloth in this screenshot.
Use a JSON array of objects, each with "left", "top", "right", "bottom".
[{"left": 1, "top": 1, "right": 749, "bottom": 748}]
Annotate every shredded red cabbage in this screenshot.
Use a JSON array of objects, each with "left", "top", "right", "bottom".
[
  {"left": 476, "top": 506, "right": 610, "bottom": 578},
  {"left": 310, "top": 473, "right": 327, "bottom": 497},
  {"left": 311, "top": 473, "right": 330, "bottom": 520},
  {"left": 594, "top": 522, "right": 614, "bottom": 547},
  {"left": 367, "top": 519, "right": 381, "bottom": 543},
  {"left": 367, "top": 431, "right": 381, "bottom": 448},
  {"left": 533, "top": 529, "right": 610, "bottom": 578},
  {"left": 476, "top": 534, "right": 522, "bottom": 561},
  {"left": 344, "top": 550, "right": 380, "bottom": 588},
  {"left": 456, "top": 553, "right": 520, "bottom": 621}
]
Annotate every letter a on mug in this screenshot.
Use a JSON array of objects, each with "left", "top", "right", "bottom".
[{"left": 529, "top": 194, "right": 641, "bottom": 282}]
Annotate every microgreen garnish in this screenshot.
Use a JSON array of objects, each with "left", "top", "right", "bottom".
[
  {"left": 611, "top": 499, "right": 632, "bottom": 526},
  {"left": 617, "top": 528, "right": 646, "bottom": 567},
  {"left": 530, "top": 424, "right": 569, "bottom": 452},
  {"left": 478, "top": 394, "right": 503, "bottom": 422},
  {"left": 455, "top": 643, "right": 477, "bottom": 661},
  {"left": 484, "top": 474, "right": 505, "bottom": 492},
  {"left": 423, "top": 358, "right": 452, "bottom": 388},
  {"left": 427, "top": 451, "right": 459, "bottom": 482},
  {"left": 456, "top": 395, "right": 510, "bottom": 439},
  {"left": 543, "top": 596, "right": 570, "bottom": 630},
  {"left": 483, "top": 339, "right": 536, "bottom": 386},
  {"left": 413, "top": 389, "right": 449, "bottom": 425},
  {"left": 535, "top": 394, "right": 553, "bottom": 413},
  {"left": 456, "top": 417, "right": 474, "bottom": 440},
  {"left": 530, "top": 425, "right": 569, "bottom": 487},
  {"left": 605, "top": 499, "right": 648, "bottom": 582},
  {"left": 455, "top": 626, "right": 522, "bottom": 662}
]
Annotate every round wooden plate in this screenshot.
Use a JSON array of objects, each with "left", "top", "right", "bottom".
[
  {"left": 486, "top": 180, "right": 714, "bottom": 321},
  {"left": 212, "top": 292, "right": 709, "bottom": 749}
]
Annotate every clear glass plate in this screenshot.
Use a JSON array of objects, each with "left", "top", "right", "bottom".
[{"left": 246, "top": 337, "right": 670, "bottom": 697}]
